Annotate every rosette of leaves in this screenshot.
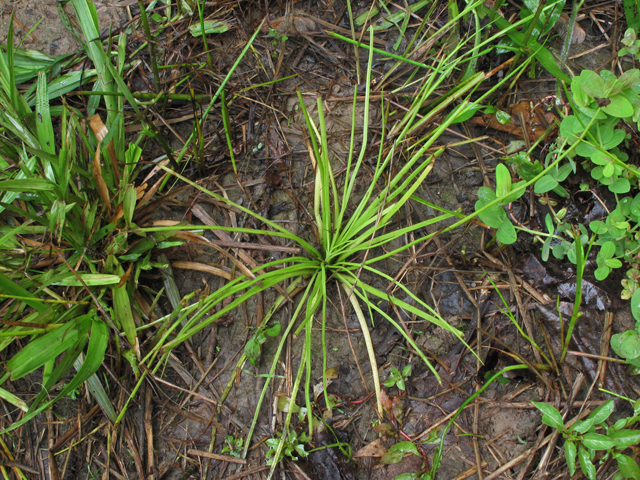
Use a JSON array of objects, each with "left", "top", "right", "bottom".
[
  {"left": 383, "top": 365, "right": 412, "bottom": 392},
  {"left": 588, "top": 192, "right": 640, "bottom": 281},
  {"left": 265, "top": 430, "right": 309, "bottom": 465},
  {"left": 563, "top": 69, "right": 640, "bottom": 194},
  {"left": 474, "top": 164, "right": 526, "bottom": 244},
  {"left": 619, "top": 28, "right": 640, "bottom": 62}
]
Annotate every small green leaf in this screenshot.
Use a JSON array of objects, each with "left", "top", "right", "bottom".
[
  {"left": 602, "top": 162, "right": 615, "bottom": 177},
  {"left": 245, "top": 336, "right": 262, "bottom": 367},
  {"left": 265, "top": 322, "right": 281, "bottom": 337},
  {"left": 580, "top": 70, "right": 605, "bottom": 99},
  {"left": 619, "top": 69, "right": 640, "bottom": 88},
  {"left": 605, "top": 258, "right": 622, "bottom": 268},
  {"left": 475, "top": 201, "right": 505, "bottom": 229},
  {"left": 495, "top": 164, "right": 511, "bottom": 199},
  {"left": 571, "top": 418, "right": 596, "bottom": 435},
  {"left": 595, "top": 266, "right": 611, "bottom": 281},
  {"left": 603, "top": 93, "right": 635, "bottom": 117},
  {"left": 542, "top": 236, "right": 552, "bottom": 262},
  {"left": 189, "top": 20, "right": 231, "bottom": 36},
  {"left": 589, "top": 221, "right": 607, "bottom": 234},
  {"left": 495, "top": 109, "right": 511, "bottom": 124},
  {"left": 600, "top": 241, "right": 616, "bottom": 259},
  {"left": 610, "top": 330, "right": 640, "bottom": 360},
  {"left": 123, "top": 184, "right": 137, "bottom": 227},
  {"left": 112, "top": 274, "right": 136, "bottom": 348},
  {"left": 497, "top": 217, "right": 517, "bottom": 244},
  {"left": 532, "top": 402, "right": 564, "bottom": 430},
  {"left": 379, "top": 441, "right": 419, "bottom": 464},
  {"left": 545, "top": 213, "right": 554, "bottom": 235},
  {"left": 534, "top": 175, "right": 558, "bottom": 194}
]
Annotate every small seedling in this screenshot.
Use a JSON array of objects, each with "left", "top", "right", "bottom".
[
  {"left": 265, "top": 429, "right": 309, "bottom": 465},
  {"left": 383, "top": 365, "right": 412, "bottom": 392},
  {"left": 619, "top": 28, "right": 640, "bottom": 62},
  {"left": 268, "top": 28, "right": 288, "bottom": 46},
  {"left": 221, "top": 435, "right": 243, "bottom": 458}
]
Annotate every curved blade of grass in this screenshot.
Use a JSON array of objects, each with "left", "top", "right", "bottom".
[
  {"left": 71, "top": 0, "right": 117, "bottom": 124},
  {"left": 35, "top": 72, "right": 55, "bottom": 160},
  {"left": 156, "top": 165, "right": 319, "bottom": 256},
  {"left": 340, "top": 280, "right": 382, "bottom": 416},
  {"left": 154, "top": 262, "right": 318, "bottom": 356}
]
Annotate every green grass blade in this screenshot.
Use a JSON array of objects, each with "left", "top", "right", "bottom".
[
  {"left": 35, "top": 72, "right": 55, "bottom": 157},
  {"left": 6, "top": 315, "right": 90, "bottom": 380},
  {"left": 71, "top": 0, "right": 117, "bottom": 123},
  {"left": 0, "top": 271, "right": 47, "bottom": 312}
]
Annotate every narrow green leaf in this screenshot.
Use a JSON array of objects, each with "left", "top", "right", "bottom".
[
  {"left": 587, "top": 399, "right": 614, "bottom": 424},
  {"left": 565, "top": 441, "right": 577, "bottom": 476},
  {"left": 545, "top": 213, "right": 554, "bottom": 235},
  {"left": 570, "top": 417, "right": 596, "bottom": 434},
  {"left": 53, "top": 273, "right": 121, "bottom": 286},
  {"left": 0, "top": 271, "right": 47, "bottom": 311},
  {"left": 0, "top": 178, "right": 55, "bottom": 191},
  {"left": 6, "top": 315, "right": 90, "bottom": 380},
  {"left": 36, "top": 71, "right": 56, "bottom": 156},
  {"left": 578, "top": 445, "right": 596, "bottom": 480},
  {"left": 0, "top": 386, "right": 28, "bottom": 412},
  {"left": 581, "top": 433, "right": 615, "bottom": 450},
  {"left": 609, "top": 429, "right": 640, "bottom": 449},
  {"left": 495, "top": 163, "right": 511, "bottom": 199}
]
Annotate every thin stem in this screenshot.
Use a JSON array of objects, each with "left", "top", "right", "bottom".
[{"left": 137, "top": 1, "right": 161, "bottom": 93}]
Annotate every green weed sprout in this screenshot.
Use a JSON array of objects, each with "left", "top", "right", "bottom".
[{"left": 383, "top": 365, "right": 412, "bottom": 392}]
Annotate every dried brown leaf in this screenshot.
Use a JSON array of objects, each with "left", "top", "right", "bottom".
[
  {"left": 89, "top": 114, "right": 119, "bottom": 184},
  {"left": 171, "top": 261, "right": 235, "bottom": 280},
  {"left": 354, "top": 439, "right": 387, "bottom": 458},
  {"left": 92, "top": 141, "right": 111, "bottom": 208}
]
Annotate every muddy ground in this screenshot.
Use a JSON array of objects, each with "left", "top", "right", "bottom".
[{"left": 3, "top": 1, "right": 640, "bottom": 479}]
